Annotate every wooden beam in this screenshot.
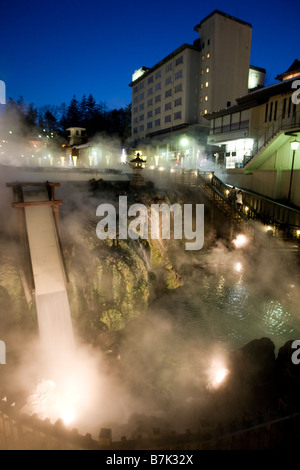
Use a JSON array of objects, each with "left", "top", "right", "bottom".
[
  {"left": 12, "top": 200, "right": 62, "bottom": 208},
  {"left": 6, "top": 182, "right": 60, "bottom": 188}
]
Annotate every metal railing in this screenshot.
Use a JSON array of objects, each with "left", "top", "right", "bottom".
[{"left": 245, "top": 110, "right": 300, "bottom": 166}]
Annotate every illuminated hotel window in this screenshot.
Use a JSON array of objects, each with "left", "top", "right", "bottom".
[
  {"left": 201, "top": 84, "right": 204, "bottom": 89},
  {"left": 201, "top": 69, "right": 204, "bottom": 75},
  {"left": 200, "top": 97, "right": 203, "bottom": 102},
  {"left": 201, "top": 55, "right": 204, "bottom": 61},
  {"left": 206, "top": 67, "right": 210, "bottom": 73},
  {"left": 207, "top": 52, "right": 210, "bottom": 58},
  {"left": 205, "top": 81, "right": 209, "bottom": 87},
  {"left": 165, "top": 76, "right": 172, "bottom": 85},
  {"left": 205, "top": 96, "right": 208, "bottom": 101},
  {"left": 204, "top": 109, "right": 208, "bottom": 114}
]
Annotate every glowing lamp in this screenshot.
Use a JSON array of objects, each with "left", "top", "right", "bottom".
[{"left": 291, "top": 140, "right": 299, "bottom": 151}]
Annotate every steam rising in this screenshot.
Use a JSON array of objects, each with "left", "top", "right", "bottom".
[{"left": 1, "top": 118, "right": 300, "bottom": 443}]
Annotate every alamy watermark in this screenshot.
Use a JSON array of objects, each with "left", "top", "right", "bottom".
[
  {"left": 0, "top": 340, "right": 6, "bottom": 365},
  {"left": 0, "top": 80, "right": 6, "bottom": 105},
  {"left": 96, "top": 196, "right": 204, "bottom": 250},
  {"left": 292, "top": 80, "right": 300, "bottom": 105}
]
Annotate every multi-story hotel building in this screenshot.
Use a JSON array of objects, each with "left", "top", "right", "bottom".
[{"left": 129, "top": 10, "right": 256, "bottom": 163}]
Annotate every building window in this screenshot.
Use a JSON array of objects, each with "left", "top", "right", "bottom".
[
  {"left": 204, "top": 109, "right": 208, "bottom": 114},
  {"left": 201, "top": 84, "right": 204, "bottom": 89},
  {"left": 165, "top": 115, "right": 172, "bottom": 123},
  {"left": 175, "top": 56, "right": 183, "bottom": 66},
  {"left": 165, "top": 76, "right": 172, "bottom": 85},
  {"left": 139, "top": 125, "right": 144, "bottom": 131},
  {"left": 139, "top": 103, "right": 144, "bottom": 110},
  {"left": 165, "top": 102, "right": 172, "bottom": 110},
  {"left": 139, "top": 82, "right": 144, "bottom": 89},
  {"left": 148, "top": 87, "right": 153, "bottom": 95},
  {"left": 206, "top": 67, "right": 210, "bottom": 73},
  {"left": 265, "top": 103, "right": 268, "bottom": 122},
  {"left": 133, "top": 127, "right": 138, "bottom": 134},
  {"left": 155, "top": 95, "right": 161, "bottom": 103},
  {"left": 133, "top": 117, "right": 138, "bottom": 123},
  {"left": 165, "top": 89, "right": 172, "bottom": 98},
  {"left": 201, "top": 55, "right": 204, "bottom": 61},
  {"left": 207, "top": 39, "right": 210, "bottom": 45},
  {"left": 139, "top": 92, "right": 144, "bottom": 100},
  {"left": 205, "top": 81, "right": 209, "bottom": 87},
  {"left": 155, "top": 107, "right": 161, "bottom": 115},
  {"left": 207, "top": 52, "right": 210, "bottom": 58},
  {"left": 133, "top": 96, "right": 138, "bottom": 104},
  {"left": 200, "top": 97, "right": 203, "bottom": 103},
  {"left": 133, "top": 106, "right": 138, "bottom": 113},
  {"left": 155, "top": 82, "right": 161, "bottom": 91},
  {"left": 155, "top": 70, "right": 162, "bottom": 79},
  {"left": 175, "top": 70, "right": 183, "bottom": 80},
  {"left": 201, "top": 69, "right": 204, "bottom": 75},
  {"left": 205, "top": 96, "right": 208, "bottom": 101},
  {"left": 269, "top": 102, "right": 273, "bottom": 122},
  {"left": 174, "top": 111, "right": 182, "bottom": 120},
  {"left": 155, "top": 119, "right": 161, "bottom": 126},
  {"left": 147, "top": 99, "right": 153, "bottom": 106},
  {"left": 133, "top": 86, "right": 138, "bottom": 93},
  {"left": 148, "top": 76, "right": 153, "bottom": 84},
  {"left": 175, "top": 98, "right": 182, "bottom": 106},
  {"left": 282, "top": 98, "right": 287, "bottom": 118},
  {"left": 175, "top": 84, "right": 182, "bottom": 93},
  {"left": 139, "top": 114, "right": 144, "bottom": 121},
  {"left": 147, "top": 110, "right": 153, "bottom": 118},
  {"left": 274, "top": 101, "right": 278, "bottom": 121},
  {"left": 287, "top": 98, "right": 292, "bottom": 117},
  {"left": 166, "top": 63, "right": 173, "bottom": 72},
  {"left": 147, "top": 122, "right": 153, "bottom": 129}
]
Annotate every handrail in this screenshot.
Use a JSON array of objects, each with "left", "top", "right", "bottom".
[{"left": 245, "top": 110, "right": 300, "bottom": 166}]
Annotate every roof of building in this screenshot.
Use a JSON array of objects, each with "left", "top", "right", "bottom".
[
  {"left": 276, "top": 59, "right": 300, "bottom": 81},
  {"left": 205, "top": 76, "right": 297, "bottom": 120},
  {"left": 194, "top": 9, "right": 252, "bottom": 32},
  {"left": 129, "top": 43, "right": 200, "bottom": 87}
]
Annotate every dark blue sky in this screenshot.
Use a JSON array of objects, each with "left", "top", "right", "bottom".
[{"left": 0, "top": 0, "right": 299, "bottom": 111}]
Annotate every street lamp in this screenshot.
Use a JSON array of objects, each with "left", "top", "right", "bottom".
[{"left": 288, "top": 139, "right": 299, "bottom": 202}]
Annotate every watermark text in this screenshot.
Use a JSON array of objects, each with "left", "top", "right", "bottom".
[{"left": 96, "top": 196, "right": 204, "bottom": 251}]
